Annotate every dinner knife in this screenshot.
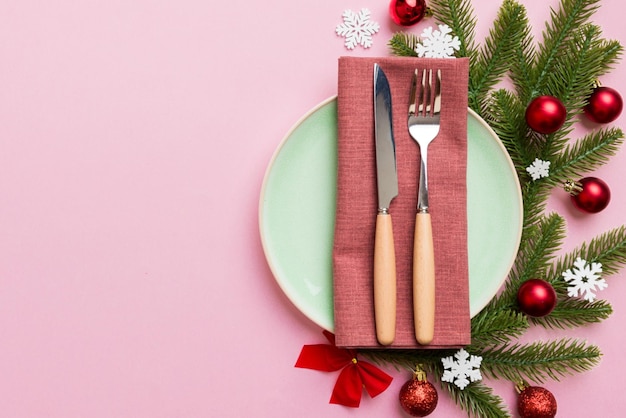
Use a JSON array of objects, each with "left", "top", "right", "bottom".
[{"left": 373, "top": 63, "right": 398, "bottom": 346}]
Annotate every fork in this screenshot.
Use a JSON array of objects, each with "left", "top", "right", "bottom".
[{"left": 408, "top": 68, "right": 441, "bottom": 345}]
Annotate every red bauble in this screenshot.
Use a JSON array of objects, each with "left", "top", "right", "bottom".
[
  {"left": 517, "top": 279, "right": 557, "bottom": 317},
  {"left": 389, "top": 0, "right": 427, "bottom": 26},
  {"left": 517, "top": 385, "right": 557, "bottom": 418},
  {"left": 584, "top": 86, "right": 623, "bottom": 123},
  {"left": 568, "top": 177, "right": 611, "bottom": 214},
  {"left": 399, "top": 375, "right": 438, "bottom": 417},
  {"left": 525, "top": 95, "right": 567, "bottom": 134}
]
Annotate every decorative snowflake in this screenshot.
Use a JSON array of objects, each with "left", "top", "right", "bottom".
[
  {"left": 441, "top": 348, "right": 482, "bottom": 390},
  {"left": 335, "top": 8, "right": 380, "bottom": 50},
  {"left": 526, "top": 158, "right": 551, "bottom": 181},
  {"left": 415, "top": 24, "right": 461, "bottom": 58},
  {"left": 562, "top": 257, "right": 607, "bottom": 302}
]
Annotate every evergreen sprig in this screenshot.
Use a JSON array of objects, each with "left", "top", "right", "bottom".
[
  {"left": 469, "top": 309, "right": 529, "bottom": 349},
  {"left": 548, "top": 225, "right": 626, "bottom": 280},
  {"left": 498, "top": 213, "right": 567, "bottom": 305},
  {"left": 531, "top": 0, "right": 602, "bottom": 98},
  {"left": 549, "top": 127, "right": 624, "bottom": 185},
  {"left": 388, "top": 32, "right": 420, "bottom": 57},
  {"left": 377, "top": 0, "right": 626, "bottom": 416},
  {"left": 533, "top": 298, "right": 612, "bottom": 329},
  {"left": 467, "top": 0, "right": 530, "bottom": 113},
  {"left": 436, "top": 373, "right": 510, "bottom": 418},
  {"left": 479, "top": 339, "right": 602, "bottom": 383}
]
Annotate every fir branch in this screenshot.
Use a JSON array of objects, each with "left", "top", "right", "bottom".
[
  {"left": 387, "top": 32, "right": 419, "bottom": 57},
  {"left": 531, "top": 0, "right": 602, "bottom": 97},
  {"left": 545, "top": 24, "right": 622, "bottom": 110},
  {"left": 548, "top": 225, "right": 626, "bottom": 280},
  {"left": 520, "top": 185, "right": 552, "bottom": 230},
  {"left": 509, "top": 13, "right": 537, "bottom": 104},
  {"left": 470, "top": 308, "right": 529, "bottom": 349},
  {"left": 509, "top": 213, "right": 566, "bottom": 288},
  {"left": 486, "top": 214, "right": 565, "bottom": 312},
  {"left": 429, "top": 0, "right": 477, "bottom": 59},
  {"left": 531, "top": 298, "right": 612, "bottom": 329},
  {"left": 438, "top": 376, "right": 511, "bottom": 418},
  {"left": 468, "top": 0, "right": 530, "bottom": 114},
  {"left": 539, "top": 25, "right": 623, "bottom": 161},
  {"left": 480, "top": 339, "right": 602, "bottom": 383},
  {"left": 548, "top": 127, "right": 625, "bottom": 184},
  {"left": 484, "top": 89, "right": 530, "bottom": 170}
]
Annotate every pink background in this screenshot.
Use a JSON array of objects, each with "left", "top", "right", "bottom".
[{"left": 1, "top": 0, "right": 624, "bottom": 416}]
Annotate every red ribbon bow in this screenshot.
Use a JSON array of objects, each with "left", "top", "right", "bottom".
[{"left": 294, "top": 330, "right": 393, "bottom": 407}]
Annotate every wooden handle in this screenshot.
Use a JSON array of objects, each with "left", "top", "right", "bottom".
[
  {"left": 413, "top": 212, "right": 435, "bottom": 345},
  {"left": 374, "top": 213, "right": 396, "bottom": 346}
]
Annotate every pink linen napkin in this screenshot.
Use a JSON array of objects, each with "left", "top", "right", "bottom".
[{"left": 333, "top": 56, "right": 471, "bottom": 348}]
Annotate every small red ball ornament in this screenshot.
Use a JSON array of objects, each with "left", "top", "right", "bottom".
[
  {"left": 517, "top": 279, "right": 557, "bottom": 317},
  {"left": 525, "top": 95, "right": 567, "bottom": 134},
  {"left": 399, "top": 369, "right": 438, "bottom": 417},
  {"left": 389, "top": 0, "right": 427, "bottom": 26},
  {"left": 565, "top": 177, "right": 611, "bottom": 214},
  {"left": 517, "top": 383, "right": 557, "bottom": 418},
  {"left": 584, "top": 86, "right": 623, "bottom": 123}
]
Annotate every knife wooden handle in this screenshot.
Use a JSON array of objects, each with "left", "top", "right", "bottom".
[
  {"left": 374, "top": 212, "right": 396, "bottom": 346},
  {"left": 413, "top": 212, "right": 435, "bottom": 345}
]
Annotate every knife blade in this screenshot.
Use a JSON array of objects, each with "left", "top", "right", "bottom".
[{"left": 373, "top": 63, "right": 398, "bottom": 346}]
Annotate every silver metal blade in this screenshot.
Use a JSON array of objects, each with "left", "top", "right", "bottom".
[{"left": 373, "top": 64, "right": 398, "bottom": 211}]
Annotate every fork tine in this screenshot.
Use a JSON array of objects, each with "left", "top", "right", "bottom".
[
  {"left": 433, "top": 70, "right": 442, "bottom": 115},
  {"left": 425, "top": 69, "right": 433, "bottom": 116},
  {"left": 408, "top": 69, "right": 418, "bottom": 116},
  {"left": 416, "top": 70, "right": 427, "bottom": 116}
]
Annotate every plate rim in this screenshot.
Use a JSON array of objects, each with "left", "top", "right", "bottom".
[
  {"left": 465, "top": 106, "right": 523, "bottom": 316},
  {"left": 258, "top": 97, "right": 337, "bottom": 329},
  {"left": 259, "top": 95, "right": 523, "bottom": 330}
]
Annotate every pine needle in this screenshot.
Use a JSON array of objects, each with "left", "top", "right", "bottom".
[
  {"left": 470, "top": 309, "right": 529, "bottom": 349},
  {"left": 387, "top": 32, "right": 419, "bottom": 57},
  {"left": 480, "top": 339, "right": 602, "bottom": 383},
  {"left": 533, "top": 298, "right": 613, "bottom": 329},
  {"left": 469, "top": 0, "right": 530, "bottom": 114}
]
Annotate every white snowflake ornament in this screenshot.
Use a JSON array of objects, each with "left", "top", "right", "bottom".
[
  {"left": 335, "top": 8, "right": 380, "bottom": 50},
  {"left": 526, "top": 158, "right": 551, "bottom": 181},
  {"left": 562, "top": 257, "right": 607, "bottom": 302},
  {"left": 415, "top": 24, "right": 461, "bottom": 58},
  {"left": 441, "top": 348, "right": 482, "bottom": 390}
]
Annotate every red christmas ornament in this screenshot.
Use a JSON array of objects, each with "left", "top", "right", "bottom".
[
  {"left": 517, "top": 279, "right": 557, "bottom": 317},
  {"left": 516, "top": 382, "right": 557, "bottom": 418},
  {"left": 565, "top": 177, "right": 611, "bottom": 214},
  {"left": 525, "top": 95, "right": 567, "bottom": 134},
  {"left": 399, "top": 369, "right": 438, "bottom": 417},
  {"left": 584, "top": 86, "right": 623, "bottom": 123},
  {"left": 389, "top": 0, "right": 427, "bottom": 26}
]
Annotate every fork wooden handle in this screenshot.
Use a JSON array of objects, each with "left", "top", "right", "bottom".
[
  {"left": 374, "top": 212, "right": 396, "bottom": 346},
  {"left": 413, "top": 212, "right": 435, "bottom": 345}
]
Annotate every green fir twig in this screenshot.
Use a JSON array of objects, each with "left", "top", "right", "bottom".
[
  {"left": 468, "top": 0, "right": 530, "bottom": 114},
  {"left": 479, "top": 339, "right": 602, "bottom": 384},
  {"left": 388, "top": 32, "right": 419, "bottom": 57}
]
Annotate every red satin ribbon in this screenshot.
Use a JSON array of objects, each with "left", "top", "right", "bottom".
[{"left": 295, "top": 331, "right": 393, "bottom": 407}]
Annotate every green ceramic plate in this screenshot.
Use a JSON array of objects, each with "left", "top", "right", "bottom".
[{"left": 259, "top": 97, "right": 522, "bottom": 331}]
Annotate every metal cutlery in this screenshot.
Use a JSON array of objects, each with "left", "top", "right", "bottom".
[
  {"left": 373, "top": 63, "right": 398, "bottom": 346},
  {"left": 407, "top": 68, "right": 441, "bottom": 345}
]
